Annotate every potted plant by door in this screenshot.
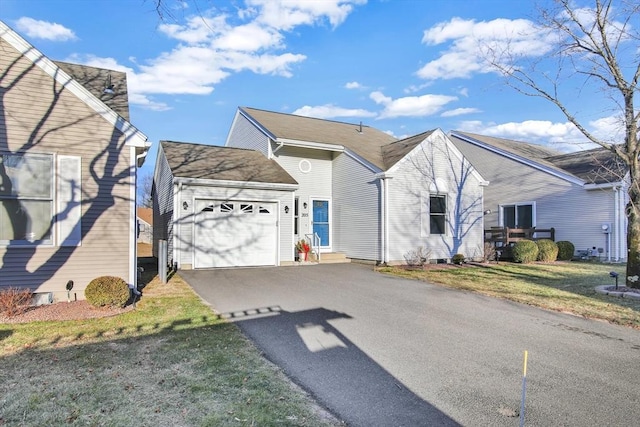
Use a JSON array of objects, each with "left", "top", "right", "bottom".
[{"left": 296, "top": 239, "right": 310, "bottom": 261}]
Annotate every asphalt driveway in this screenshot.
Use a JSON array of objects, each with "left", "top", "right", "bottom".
[{"left": 180, "top": 263, "right": 640, "bottom": 426}]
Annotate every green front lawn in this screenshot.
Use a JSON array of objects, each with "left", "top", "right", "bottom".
[{"left": 378, "top": 261, "right": 640, "bottom": 329}]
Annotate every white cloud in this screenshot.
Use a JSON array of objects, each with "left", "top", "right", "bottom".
[
  {"left": 589, "top": 115, "right": 625, "bottom": 144},
  {"left": 159, "top": 15, "right": 228, "bottom": 44},
  {"left": 457, "top": 119, "right": 595, "bottom": 151},
  {"left": 441, "top": 107, "right": 480, "bottom": 117},
  {"left": 370, "top": 91, "right": 457, "bottom": 119},
  {"left": 15, "top": 17, "right": 77, "bottom": 41},
  {"left": 292, "top": 104, "right": 376, "bottom": 119},
  {"left": 418, "top": 17, "right": 554, "bottom": 80},
  {"left": 62, "top": 1, "right": 363, "bottom": 110},
  {"left": 248, "top": 0, "right": 367, "bottom": 31},
  {"left": 345, "top": 81, "right": 363, "bottom": 89},
  {"left": 128, "top": 93, "right": 171, "bottom": 111}
]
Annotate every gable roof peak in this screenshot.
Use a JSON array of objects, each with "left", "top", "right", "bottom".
[{"left": 239, "top": 106, "right": 397, "bottom": 170}]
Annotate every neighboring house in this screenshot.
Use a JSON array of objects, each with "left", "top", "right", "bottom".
[
  {"left": 449, "top": 131, "right": 628, "bottom": 261},
  {"left": 0, "top": 21, "right": 150, "bottom": 301},
  {"left": 137, "top": 207, "right": 153, "bottom": 244},
  {"left": 154, "top": 107, "right": 487, "bottom": 268}
]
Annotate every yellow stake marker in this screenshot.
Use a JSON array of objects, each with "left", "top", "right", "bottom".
[{"left": 520, "top": 350, "right": 528, "bottom": 427}]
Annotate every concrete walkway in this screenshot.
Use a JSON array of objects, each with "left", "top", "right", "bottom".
[{"left": 181, "top": 263, "right": 640, "bottom": 427}]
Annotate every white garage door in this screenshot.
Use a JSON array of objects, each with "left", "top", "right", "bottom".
[{"left": 194, "top": 199, "right": 278, "bottom": 268}]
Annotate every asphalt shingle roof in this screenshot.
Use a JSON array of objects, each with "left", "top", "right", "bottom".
[
  {"left": 54, "top": 61, "right": 130, "bottom": 121},
  {"left": 381, "top": 131, "right": 435, "bottom": 170},
  {"left": 161, "top": 140, "right": 297, "bottom": 185},
  {"left": 241, "top": 107, "right": 398, "bottom": 170},
  {"left": 546, "top": 147, "right": 627, "bottom": 184},
  {"left": 452, "top": 131, "right": 626, "bottom": 185}
]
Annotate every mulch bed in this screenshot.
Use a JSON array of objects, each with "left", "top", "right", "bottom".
[{"left": 0, "top": 300, "right": 131, "bottom": 324}]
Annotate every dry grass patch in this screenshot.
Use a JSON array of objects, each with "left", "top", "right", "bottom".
[
  {"left": 378, "top": 262, "right": 640, "bottom": 329},
  {"left": 0, "top": 273, "right": 342, "bottom": 426}
]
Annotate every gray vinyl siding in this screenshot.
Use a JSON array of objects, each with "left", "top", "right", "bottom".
[
  {"left": 0, "top": 38, "right": 132, "bottom": 300},
  {"left": 386, "top": 135, "right": 484, "bottom": 262},
  {"left": 452, "top": 137, "right": 627, "bottom": 260},
  {"left": 152, "top": 146, "right": 175, "bottom": 264},
  {"left": 226, "top": 113, "right": 270, "bottom": 156},
  {"left": 332, "top": 152, "right": 381, "bottom": 260},
  {"left": 175, "top": 185, "right": 294, "bottom": 266},
  {"left": 272, "top": 146, "right": 332, "bottom": 245}
]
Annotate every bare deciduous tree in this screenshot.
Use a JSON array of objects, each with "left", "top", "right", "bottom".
[
  {"left": 486, "top": 0, "right": 640, "bottom": 287},
  {"left": 137, "top": 172, "right": 153, "bottom": 208}
]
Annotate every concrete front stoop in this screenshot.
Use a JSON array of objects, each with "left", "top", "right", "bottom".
[{"left": 309, "top": 252, "right": 350, "bottom": 264}]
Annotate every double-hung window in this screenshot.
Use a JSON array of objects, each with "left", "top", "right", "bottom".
[
  {"left": 429, "top": 194, "right": 447, "bottom": 235},
  {"left": 0, "top": 153, "right": 54, "bottom": 245}
]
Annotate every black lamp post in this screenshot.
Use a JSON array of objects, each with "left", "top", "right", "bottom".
[{"left": 609, "top": 271, "right": 619, "bottom": 290}]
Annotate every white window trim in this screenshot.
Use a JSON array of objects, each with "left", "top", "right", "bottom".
[
  {"left": 499, "top": 201, "right": 537, "bottom": 228},
  {"left": 421, "top": 193, "right": 449, "bottom": 237}
]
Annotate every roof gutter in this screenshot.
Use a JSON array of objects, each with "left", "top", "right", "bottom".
[
  {"left": 174, "top": 177, "right": 299, "bottom": 191},
  {"left": 584, "top": 181, "right": 624, "bottom": 190},
  {"left": 450, "top": 131, "right": 584, "bottom": 186},
  {"left": 275, "top": 138, "right": 345, "bottom": 152}
]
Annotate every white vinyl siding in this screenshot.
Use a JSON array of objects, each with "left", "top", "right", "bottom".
[
  {"left": 387, "top": 132, "right": 484, "bottom": 262},
  {"left": 332, "top": 152, "right": 381, "bottom": 260},
  {"left": 152, "top": 146, "right": 175, "bottom": 264},
  {"left": 273, "top": 146, "right": 332, "bottom": 247},
  {"left": 226, "top": 112, "right": 270, "bottom": 157},
  {"left": 451, "top": 136, "right": 626, "bottom": 260}
]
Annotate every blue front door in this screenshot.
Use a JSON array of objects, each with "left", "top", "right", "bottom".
[{"left": 312, "top": 200, "right": 330, "bottom": 247}]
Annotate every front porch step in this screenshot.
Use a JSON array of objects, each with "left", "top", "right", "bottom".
[{"left": 309, "top": 252, "right": 350, "bottom": 264}]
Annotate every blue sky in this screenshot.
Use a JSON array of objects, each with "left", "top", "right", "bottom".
[{"left": 1, "top": 0, "right": 630, "bottom": 177}]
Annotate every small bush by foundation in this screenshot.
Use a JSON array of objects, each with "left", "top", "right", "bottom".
[
  {"left": 512, "top": 240, "right": 539, "bottom": 264},
  {"left": 452, "top": 254, "right": 465, "bottom": 265},
  {"left": 537, "top": 239, "right": 559, "bottom": 262},
  {"left": 85, "top": 276, "right": 130, "bottom": 308},
  {"left": 556, "top": 241, "right": 575, "bottom": 261}
]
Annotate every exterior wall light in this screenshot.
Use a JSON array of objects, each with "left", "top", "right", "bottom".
[
  {"left": 284, "top": 205, "right": 289, "bottom": 214},
  {"left": 183, "top": 201, "right": 188, "bottom": 210}
]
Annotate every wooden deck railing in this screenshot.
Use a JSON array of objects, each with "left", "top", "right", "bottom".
[{"left": 484, "top": 227, "right": 555, "bottom": 246}]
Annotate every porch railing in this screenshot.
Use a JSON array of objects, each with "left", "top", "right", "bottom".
[
  {"left": 485, "top": 227, "right": 555, "bottom": 246},
  {"left": 305, "top": 232, "right": 321, "bottom": 262}
]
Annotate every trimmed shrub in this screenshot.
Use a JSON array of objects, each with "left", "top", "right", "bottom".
[
  {"left": 0, "top": 288, "right": 32, "bottom": 317},
  {"left": 556, "top": 241, "right": 575, "bottom": 261},
  {"left": 452, "top": 254, "right": 465, "bottom": 265},
  {"left": 536, "top": 239, "right": 559, "bottom": 262},
  {"left": 512, "top": 240, "right": 539, "bottom": 264},
  {"left": 85, "top": 276, "right": 130, "bottom": 308}
]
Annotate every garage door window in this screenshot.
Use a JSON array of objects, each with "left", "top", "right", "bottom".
[
  {"left": 259, "top": 205, "right": 271, "bottom": 214},
  {"left": 241, "top": 204, "right": 253, "bottom": 214},
  {"left": 220, "top": 203, "right": 234, "bottom": 213}
]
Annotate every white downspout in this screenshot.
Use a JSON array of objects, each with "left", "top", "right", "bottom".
[
  {"left": 380, "top": 177, "right": 386, "bottom": 264},
  {"left": 130, "top": 147, "right": 149, "bottom": 294},
  {"left": 384, "top": 177, "right": 391, "bottom": 264},
  {"left": 617, "top": 185, "right": 626, "bottom": 262},
  {"left": 272, "top": 140, "right": 285, "bottom": 155},
  {"left": 614, "top": 186, "right": 619, "bottom": 262},
  {"left": 174, "top": 181, "right": 183, "bottom": 269}
]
